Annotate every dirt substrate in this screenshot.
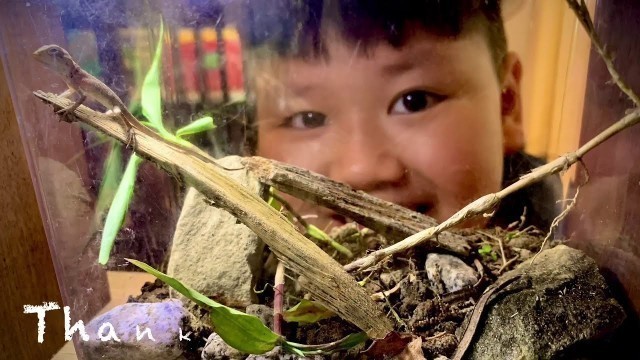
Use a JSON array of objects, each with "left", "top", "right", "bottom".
[{"left": 129, "top": 225, "right": 554, "bottom": 359}]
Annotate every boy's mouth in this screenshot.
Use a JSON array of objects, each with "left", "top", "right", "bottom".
[{"left": 414, "top": 203, "right": 432, "bottom": 215}]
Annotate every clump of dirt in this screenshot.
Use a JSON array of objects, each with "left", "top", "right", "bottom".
[{"left": 127, "top": 278, "right": 169, "bottom": 303}]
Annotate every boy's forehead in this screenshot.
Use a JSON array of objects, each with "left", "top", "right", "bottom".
[{"left": 249, "top": 29, "right": 494, "bottom": 89}]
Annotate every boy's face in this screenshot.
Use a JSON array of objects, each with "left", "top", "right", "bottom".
[{"left": 252, "top": 29, "right": 524, "bottom": 227}]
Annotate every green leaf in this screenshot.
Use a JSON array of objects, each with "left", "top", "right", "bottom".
[
  {"left": 283, "top": 299, "right": 334, "bottom": 324},
  {"left": 267, "top": 187, "right": 283, "bottom": 212},
  {"left": 286, "top": 346, "right": 306, "bottom": 357},
  {"left": 283, "top": 332, "right": 368, "bottom": 355},
  {"left": 141, "top": 20, "right": 169, "bottom": 135},
  {"left": 307, "top": 224, "right": 332, "bottom": 242},
  {"left": 126, "top": 259, "right": 281, "bottom": 354},
  {"left": 307, "top": 224, "right": 353, "bottom": 258},
  {"left": 267, "top": 196, "right": 282, "bottom": 211},
  {"left": 491, "top": 251, "right": 498, "bottom": 261},
  {"left": 176, "top": 116, "right": 216, "bottom": 138},
  {"left": 99, "top": 154, "right": 143, "bottom": 265},
  {"left": 94, "top": 141, "right": 123, "bottom": 215},
  {"left": 478, "top": 244, "right": 493, "bottom": 256}
]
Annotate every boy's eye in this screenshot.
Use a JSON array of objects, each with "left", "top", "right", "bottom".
[
  {"left": 284, "top": 111, "right": 327, "bottom": 129},
  {"left": 389, "top": 90, "right": 435, "bottom": 115}
]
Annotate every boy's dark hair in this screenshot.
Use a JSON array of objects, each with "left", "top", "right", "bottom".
[{"left": 235, "top": 0, "right": 507, "bottom": 75}]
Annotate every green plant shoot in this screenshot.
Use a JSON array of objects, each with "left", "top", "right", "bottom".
[
  {"left": 98, "top": 20, "right": 219, "bottom": 265},
  {"left": 99, "top": 154, "right": 143, "bottom": 264},
  {"left": 127, "top": 259, "right": 368, "bottom": 356},
  {"left": 176, "top": 116, "right": 216, "bottom": 138},
  {"left": 283, "top": 299, "right": 335, "bottom": 324},
  {"left": 126, "top": 259, "right": 281, "bottom": 354},
  {"left": 307, "top": 224, "right": 353, "bottom": 258},
  {"left": 478, "top": 244, "right": 498, "bottom": 261}
]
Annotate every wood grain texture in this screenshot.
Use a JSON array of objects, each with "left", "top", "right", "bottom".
[{"left": 243, "top": 157, "right": 470, "bottom": 256}]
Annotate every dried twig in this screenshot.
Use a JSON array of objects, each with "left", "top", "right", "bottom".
[
  {"left": 243, "top": 157, "right": 470, "bottom": 256},
  {"left": 566, "top": 0, "right": 640, "bottom": 107},
  {"left": 478, "top": 230, "right": 507, "bottom": 268},
  {"left": 532, "top": 163, "right": 588, "bottom": 263},
  {"left": 497, "top": 256, "right": 518, "bottom": 275},
  {"left": 371, "top": 281, "right": 403, "bottom": 301}
]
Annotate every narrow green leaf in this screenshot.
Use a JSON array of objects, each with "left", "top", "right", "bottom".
[
  {"left": 126, "top": 259, "right": 281, "bottom": 354},
  {"left": 176, "top": 116, "right": 216, "bottom": 138},
  {"left": 307, "top": 224, "right": 353, "bottom": 258},
  {"left": 99, "top": 154, "right": 143, "bottom": 265},
  {"left": 307, "top": 224, "right": 332, "bottom": 242},
  {"left": 283, "top": 299, "right": 334, "bottom": 324},
  {"left": 333, "top": 332, "right": 369, "bottom": 351},
  {"left": 267, "top": 187, "right": 283, "bottom": 212},
  {"left": 284, "top": 332, "right": 368, "bottom": 355},
  {"left": 267, "top": 196, "right": 282, "bottom": 211},
  {"left": 95, "top": 141, "right": 123, "bottom": 214},
  {"left": 141, "top": 20, "right": 168, "bottom": 135},
  {"left": 287, "top": 346, "right": 306, "bottom": 357}
]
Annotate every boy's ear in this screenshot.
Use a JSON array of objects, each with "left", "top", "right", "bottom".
[{"left": 500, "top": 52, "right": 525, "bottom": 154}]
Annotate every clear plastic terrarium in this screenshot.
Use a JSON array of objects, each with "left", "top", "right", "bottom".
[{"left": 1, "top": 0, "right": 639, "bottom": 359}]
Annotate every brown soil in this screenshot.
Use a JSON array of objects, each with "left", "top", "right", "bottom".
[{"left": 131, "top": 224, "right": 553, "bottom": 359}]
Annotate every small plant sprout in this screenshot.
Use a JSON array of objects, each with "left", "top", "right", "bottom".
[
  {"left": 126, "top": 259, "right": 367, "bottom": 356},
  {"left": 98, "top": 20, "right": 220, "bottom": 265}
]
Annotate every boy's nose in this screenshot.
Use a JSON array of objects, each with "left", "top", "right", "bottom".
[{"left": 329, "top": 123, "right": 406, "bottom": 193}]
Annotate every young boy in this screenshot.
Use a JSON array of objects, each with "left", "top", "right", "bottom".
[{"left": 235, "top": 0, "right": 561, "bottom": 230}]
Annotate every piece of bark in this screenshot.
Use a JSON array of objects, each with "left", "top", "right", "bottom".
[
  {"left": 242, "top": 157, "right": 470, "bottom": 256},
  {"left": 33, "top": 90, "right": 394, "bottom": 338}
]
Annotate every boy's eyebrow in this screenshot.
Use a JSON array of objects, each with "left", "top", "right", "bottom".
[
  {"left": 381, "top": 60, "right": 417, "bottom": 76},
  {"left": 285, "top": 83, "right": 317, "bottom": 97}
]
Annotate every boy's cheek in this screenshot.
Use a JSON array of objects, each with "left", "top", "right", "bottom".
[{"left": 257, "top": 129, "right": 330, "bottom": 174}]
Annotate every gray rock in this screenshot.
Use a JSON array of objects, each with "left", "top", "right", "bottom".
[
  {"left": 81, "top": 299, "right": 189, "bottom": 360},
  {"left": 246, "top": 304, "right": 274, "bottom": 329},
  {"left": 425, "top": 254, "right": 478, "bottom": 294},
  {"left": 167, "top": 156, "right": 266, "bottom": 308},
  {"left": 202, "top": 333, "right": 245, "bottom": 359},
  {"left": 468, "top": 245, "right": 626, "bottom": 360}
]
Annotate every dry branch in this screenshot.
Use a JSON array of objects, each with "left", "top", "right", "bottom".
[
  {"left": 33, "top": 90, "right": 393, "bottom": 338},
  {"left": 566, "top": 0, "right": 640, "bottom": 107},
  {"left": 243, "top": 157, "right": 470, "bottom": 256}
]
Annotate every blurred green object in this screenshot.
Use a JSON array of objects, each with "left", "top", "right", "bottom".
[
  {"left": 99, "top": 154, "right": 142, "bottom": 264},
  {"left": 283, "top": 299, "right": 335, "bottom": 324},
  {"left": 176, "top": 116, "right": 216, "bottom": 138}
]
